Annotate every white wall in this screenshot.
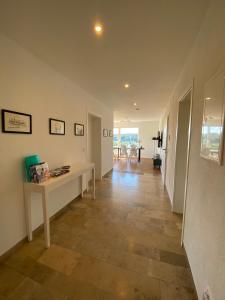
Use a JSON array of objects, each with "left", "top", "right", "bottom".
[
  {"left": 0, "top": 34, "right": 113, "bottom": 256},
  {"left": 114, "top": 120, "right": 159, "bottom": 158},
  {"left": 160, "top": 2, "right": 225, "bottom": 299}
]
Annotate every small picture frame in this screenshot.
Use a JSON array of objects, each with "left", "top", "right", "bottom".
[
  {"left": 1, "top": 109, "right": 32, "bottom": 134},
  {"left": 103, "top": 128, "right": 108, "bottom": 137},
  {"left": 74, "top": 123, "right": 84, "bottom": 136},
  {"left": 109, "top": 130, "right": 113, "bottom": 137},
  {"left": 49, "top": 118, "right": 65, "bottom": 135}
]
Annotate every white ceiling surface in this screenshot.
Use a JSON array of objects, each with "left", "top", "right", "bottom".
[{"left": 0, "top": 0, "right": 209, "bottom": 121}]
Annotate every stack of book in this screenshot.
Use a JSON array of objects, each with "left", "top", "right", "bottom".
[{"left": 50, "top": 166, "right": 71, "bottom": 177}]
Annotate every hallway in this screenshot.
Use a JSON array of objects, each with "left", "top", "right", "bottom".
[{"left": 0, "top": 160, "right": 196, "bottom": 300}]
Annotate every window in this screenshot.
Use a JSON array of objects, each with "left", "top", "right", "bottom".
[
  {"left": 113, "top": 127, "right": 139, "bottom": 147},
  {"left": 202, "top": 125, "right": 222, "bottom": 154},
  {"left": 120, "top": 128, "right": 139, "bottom": 146}
]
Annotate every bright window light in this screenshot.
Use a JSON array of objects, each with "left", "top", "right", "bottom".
[
  {"left": 113, "top": 127, "right": 139, "bottom": 147},
  {"left": 113, "top": 128, "right": 119, "bottom": 135}
]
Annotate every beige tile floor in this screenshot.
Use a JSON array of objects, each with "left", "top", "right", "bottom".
[{"left": 0, "top": 159, "right": 197, "bottom": 299}]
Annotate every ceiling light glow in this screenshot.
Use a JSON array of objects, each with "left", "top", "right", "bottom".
[
  {"left": 94, "top": 23, "right": 103, "bottom": 34},
  {"left": 133, "top": 102, "right": 137, "bottom": 106}
]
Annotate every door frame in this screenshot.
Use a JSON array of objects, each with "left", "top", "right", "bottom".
[
  {"left": 173, "top": 82, "right": 194, "bottom": 246},
  {"left": 162, "top": 114, "right": 170, "bottom": 188},
  {"left": 87, "top": 111, "right": 102, "bottom": 180}
]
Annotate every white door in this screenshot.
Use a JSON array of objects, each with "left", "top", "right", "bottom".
[
  {"left": 161, "top": 115, "right": 169, "bottom": 186},
  {"left": 87, "top": 114, "right": 102, "bottom": 180}
]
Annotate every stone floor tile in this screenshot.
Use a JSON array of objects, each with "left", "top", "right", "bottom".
[
  {"left": 160, "top": 280, "right": 197, "bottom": 300},
  {"left": 5, "top": 252, "right": 57, "bottom": 285},
  {"left": 126, "top": 241, "right": 160, "bottom": 260},
  {"left": 38, "top": 244, "right": 81, "bottom": 275},
  {"left": 6, "top": 253, "right": 41, "bottom": 277},
  {"left": 70, "top": 255, "right": 161, "bottom": 299},
  {"left": 16, "top": 237, "right": 46, "bottom": 260},
  {"left": 43, "top": 271, "right": 120, "bottom": 300},
  {"left": 159, "top": 249, "right": 188, "bottom": 267},
  {"left": 0, "top": 264, "right": 25, "bottom": 297},
  {"left": 8, "top": 277, "right": 67, "bottom": 300},
  {"left": 147, "top": 259, "right": 194, "bottom": 289}
]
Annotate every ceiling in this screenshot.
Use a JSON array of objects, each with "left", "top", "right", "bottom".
[{"left": 0, "top": 0, "right": 210, "bottom": 121}]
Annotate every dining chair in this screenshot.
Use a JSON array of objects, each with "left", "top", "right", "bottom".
[
  {"left": 129, "top": 144, "right": 138, "bottom": 161},
  {"left": 120, "top": 145, "right": 128, "bottom": 159},
  {"left": 113, "top": 148, "right": 118, "bottom": 160}
]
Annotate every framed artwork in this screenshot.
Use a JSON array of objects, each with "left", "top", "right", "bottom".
[
  {"left": 200, "top": 69, "right": 225, "bottom": 164},
  {"left": 103, "top": 128, "right": 108, "bottom": 137},
  {"left": 49, "top": 118, "right": 65, "bottom": 135},
  {"left": 1, "top": 109, "right": 32, "bottom": 134},
  {"left": 109, "top": 130, "right": 113, "bottom": 137},
  {"left": 74, "top": 123, "right": 84, "bottom": 136}
]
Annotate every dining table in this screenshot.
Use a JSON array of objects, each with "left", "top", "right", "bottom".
[{"left": 113, "top": 146, "right": 144, "bottom": 162}]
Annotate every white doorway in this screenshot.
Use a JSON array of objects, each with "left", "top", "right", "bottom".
[
  {"left": 161, "top": 115, "right": 169, "bottom": 187},
  {"left": 87, "top": 113, "right": 102, "bottom": 180},
  {"left": 172, "top": 88, "right": 193, "bottom": 245}
]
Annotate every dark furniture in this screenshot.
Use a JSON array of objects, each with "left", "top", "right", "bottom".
[{"left": 153, "top": 157, "right": 162, "bottom": 169}]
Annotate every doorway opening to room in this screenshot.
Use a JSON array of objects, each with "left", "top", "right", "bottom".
[
  {"left": 161, "top": 115, "right": 169, "bottom": 187},
  {"left": 113, "top": 127, "right": 143, "bottom": 162},
  {"left": 172, "top": 88, "right": 193, "bottom": 244},
  {"left": 87, "top": 113, "right": 102, "bottom": 180}
]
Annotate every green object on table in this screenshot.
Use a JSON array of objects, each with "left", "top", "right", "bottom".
[{"left": 24, "top": 155, "right": 41, "bottom": 182}]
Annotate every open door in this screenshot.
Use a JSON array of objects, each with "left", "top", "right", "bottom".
[
  {"left": 87, "top": 113, "right": 102, "bottom": 180},
  {"left": 173, "top": 90, "right": 192, "bottom": 214},
  {"left": 161, "top": 115, "right": 169, "bottom": 186},
  {"left": 172, "top": 88, "right": 193, "bottom": 244}
]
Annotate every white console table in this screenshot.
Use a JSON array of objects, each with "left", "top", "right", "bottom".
[{"left": 24, "top": 162, "right": 95, "bottom": 248}]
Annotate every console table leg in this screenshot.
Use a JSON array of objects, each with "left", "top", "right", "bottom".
[
  {"left": 92, "top": 167, "right": 96, "bottom": 200},
  {"left": 81, "top": 174, "right": 84, "bottom": 198},
  {"left": 86, "top": 173, "right": 89, "bottom": 192},
  {"left": 42, "top": 190, "right": 50, "bottom": 248},
  {"left": 24, "top": 189, "right": 32, "bottom": 242}
]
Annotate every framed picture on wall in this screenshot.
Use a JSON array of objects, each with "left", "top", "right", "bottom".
[
  {"left": 49, "top": 118, "right": 65, "bottom": 135},
  {"left": 103, "top": 128, "right": 108, "bottom": 137},
  {"left": 200, "top": 68, "right": 225, "bottom": 165},
  {"left": 74, "top": 123, "right": 84, "bottom": 136},
  {"left": 109, "top": 130, "right": 113, "bottom": 137},
  {"left": 1, "top": 109, "right": 32, "bottom": 134}
]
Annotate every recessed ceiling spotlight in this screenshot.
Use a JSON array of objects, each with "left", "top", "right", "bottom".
[
  {"left": 205, "top": 97, "right": 212, "bottom": 100},
  {"left": 94, "top": 23, "right": 103, "bottom": 35},
  {"left": 133, "top": 102, "right": 137, "bottom": 106},
  {"left": 124, "top": 83, "right": 130, "bottom": 89}
]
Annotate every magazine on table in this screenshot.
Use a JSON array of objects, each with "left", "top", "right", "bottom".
[{"left": 29, "top": 162, "right": 50, "bottom": 183}]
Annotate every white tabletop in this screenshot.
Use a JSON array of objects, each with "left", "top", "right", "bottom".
[{"left": 24, "top": 162, "right": 95, "bottom": 192}]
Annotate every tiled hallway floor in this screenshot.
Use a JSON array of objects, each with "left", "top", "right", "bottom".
[{"left": 0, "top": 159, "right": 197, "bottom": 300}]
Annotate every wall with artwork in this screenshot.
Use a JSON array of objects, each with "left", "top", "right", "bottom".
[
  {"left": 0, "top": 33, "right": 113, "bottom": 256},
  {"left": 159, "top": 2, "right": 225, "bottom": 299}
]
